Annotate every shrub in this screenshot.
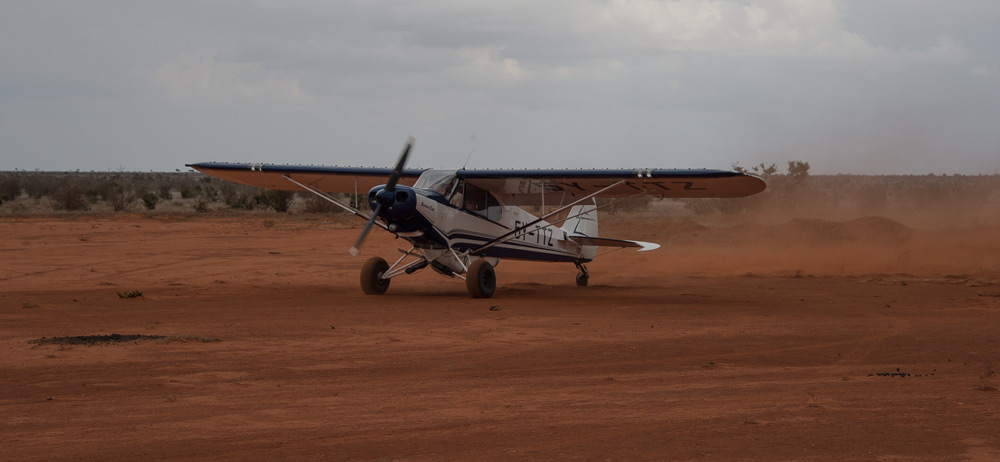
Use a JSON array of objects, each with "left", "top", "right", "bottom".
[
  {"left": 51, "top": 184, "right": 90, "bottom": 211},
  {"left": 787, "top": 160, "right": 810, "bottom": 181},
  {"left": 158, "top": 183, "right": 173, "bottom": 200},
  {"left": 200, "top": 185, "right": 219, "bottom": 202},
  {"left": 228, "top": 194, "right": 255, "bottom": 210},
  {"left": 105, "top": 181, "right": 135, "bottom": 211},
  {"left": 24, "top": 175, "right": 61, "bottom": 199},
  {"left": 0, "top": 174, "right": 21, "bottom": 201},
  {"left": 733, "top": 162, "right": 778, "bottom": 178},
  {"left": 220, "top": 183, "right": 258, "bottom": 210},
  {"left": 302, "top": 193, "right": 344, "bottom": 214},
  {"left": 259, "top": 190, "right": 295, "bottom": 213},
  {"left": 141, "top": 192, "right": 159, "bottom": 210}
]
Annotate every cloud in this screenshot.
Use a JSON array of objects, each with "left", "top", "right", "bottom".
[
  {"left": 970, "top": 65, "right": 997, "bottom": 76},
  {"left": 145, "top": 1, "right": 974, "bottom": 107},
  {"left": 152, "top": 49, "right": 309, "bottom": 107},
  {"left": 1, "top": 0, "right": 998, "bottom": 173},
  {"left": 448, "top": 47, "right": 531, "bottom": 87},
  {"left": 900, "top": 35, "right": 970, "bottom": 62}
]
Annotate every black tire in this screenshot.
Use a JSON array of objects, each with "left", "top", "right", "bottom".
[
  {"left": 466, "top": 259, "right": 496, "bottom": 298},
  {"left": 576, "top": 272, "right": 589, "bottom": 287},
  {"left": 360, "top": 256, "right": 390, "bottom": 295}
]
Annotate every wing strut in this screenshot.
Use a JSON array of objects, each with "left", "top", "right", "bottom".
[
  {"left": 470, "top": 180, "right": 626, "bottom": 255},
  {"left": 281, "top": 174, "right": 388, "bottom": 231}
]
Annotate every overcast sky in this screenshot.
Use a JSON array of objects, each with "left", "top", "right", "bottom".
[{"left": 1, "top": 0, "right": 998, "bottom": 174}]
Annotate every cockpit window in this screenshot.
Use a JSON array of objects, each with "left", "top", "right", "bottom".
[
  {"left": 413, "top": 170, "right": 457, "bottom": 196},
  {"left": 416, "top": 171, "right": 502, "bottom": 221}
]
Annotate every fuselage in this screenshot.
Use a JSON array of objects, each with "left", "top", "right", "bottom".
[{"left": 366, "top": 170, "right": 590, "bottom": 266}]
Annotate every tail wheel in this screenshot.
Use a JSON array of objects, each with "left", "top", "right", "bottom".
[
  {"left": 360, "top": 256, "right": 390, "bottom": 295},
  {"left": 466, "top": 259, "right": 496, "bottom": 298},
  {"left": 574, "top": 262, "right": 589, "bottom": 287}
]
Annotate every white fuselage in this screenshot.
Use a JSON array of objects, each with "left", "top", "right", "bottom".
[{"left": 411, "top": 192, "right": 588, "bottom": 264}]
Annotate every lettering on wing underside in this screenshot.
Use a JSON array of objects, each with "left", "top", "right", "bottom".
[{"left": 515, "top": 179, "right": 707, "bottom": 194}]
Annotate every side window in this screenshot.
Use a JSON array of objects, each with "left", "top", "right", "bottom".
[
  {"left": 485, "top": 194, "right": 502, "bottom": 221},
  {"left": 464, "top": 183, "right": 488, "bottom": 212},
  {"left": 463, "top": 183, "right": 502, "bottom": 221}
]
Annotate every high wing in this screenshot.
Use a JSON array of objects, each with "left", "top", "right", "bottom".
[
  {"left": 458, "top": 169, "right": 765, "bottom": 205},
  {"left": 186, "top": 163, "right": 765, "bottom": 205},
  {"left": 185, "top": 162, "right": 425, "bottom": 194}
]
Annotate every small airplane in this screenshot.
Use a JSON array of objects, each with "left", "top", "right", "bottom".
[{"left": 188, "top": 138, "right": 765, "bottom": 298}]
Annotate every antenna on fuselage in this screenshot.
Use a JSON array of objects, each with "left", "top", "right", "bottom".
[
  {"left": 462, "top": 147, "right": 476, "bottom": 170},
  {"left": 462, "top": 134, "right": 477, "bottom": 170}
]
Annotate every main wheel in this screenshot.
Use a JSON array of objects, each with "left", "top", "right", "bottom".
[
  {"left": 576, "top": 272, "right": 589, "bottom": 287},
  {"left": 466, "top": 259, "right": 496, "bottom": 298},
  {"left": 360, "top": 256, "right": 390, "bottom": 295}
]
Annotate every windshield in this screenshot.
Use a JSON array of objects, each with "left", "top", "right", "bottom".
[{"left": 413, "top": 170, "right": 458, "bottom": 195}]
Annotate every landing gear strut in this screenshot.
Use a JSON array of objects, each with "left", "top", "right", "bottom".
[
  {"left": 575, "top": 262, "right": 589, "bottom": 287},
  {"left": 360, "top": 248, "right": 497, "bottom": 298}
]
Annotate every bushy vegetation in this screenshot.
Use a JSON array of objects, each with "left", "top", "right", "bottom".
[
  {"left": 0, "top": 167, "right": 997, "bottom": 218},
  {"left": 0, "top": 175, "right": 21, "bottom": 203},
  {"left": 141, "top": 192, "right": 159, "bottom": 210},
  {"left": 0, "top": 170, "right": 354, "bottom": 215},
  {"left": 259, "top": 190, "right": 295, "bottom": 213}
]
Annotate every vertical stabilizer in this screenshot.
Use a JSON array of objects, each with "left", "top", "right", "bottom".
[{"left": 562, "top": 199, "right": 598, "bottom": 260}]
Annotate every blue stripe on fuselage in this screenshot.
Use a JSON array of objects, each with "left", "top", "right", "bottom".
[{"left": 447, "top": 232, "right": 586, "bottom": 263}]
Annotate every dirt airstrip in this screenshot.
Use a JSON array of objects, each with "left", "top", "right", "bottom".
[{"left": 2, "top": 206, "right": 1000, "bottom": 461}]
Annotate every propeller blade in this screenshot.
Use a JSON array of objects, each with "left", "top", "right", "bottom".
[
  {"left": 385, "top": 136, "right": 414, "bottom": 192},
  {"left": 349, "top": 137, "right": 413, "bottom": 256},
  {"left": 349, "top": 203, "right": 382, "bottom": 256}
]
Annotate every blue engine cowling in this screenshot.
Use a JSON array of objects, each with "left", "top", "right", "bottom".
[{"left": 366, "top": 184, "right": 422, "bottom": 232}]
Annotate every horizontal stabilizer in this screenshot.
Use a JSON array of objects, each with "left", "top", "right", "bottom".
[{"left": 570, "top": 236, "right": 660, "bottom": 252}]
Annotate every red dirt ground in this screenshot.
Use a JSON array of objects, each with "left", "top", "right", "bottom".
[{"left": 2, "top": 210, "right": 1000, "bottom": 461}]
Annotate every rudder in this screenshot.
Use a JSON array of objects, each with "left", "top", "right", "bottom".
[{"left": 562, "top": 199, "right": 598, "bottom": 260}]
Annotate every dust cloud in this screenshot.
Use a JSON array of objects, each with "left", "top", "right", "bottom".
[{"left": 600, "top": 178, "right": 1000, "bottom": 279}]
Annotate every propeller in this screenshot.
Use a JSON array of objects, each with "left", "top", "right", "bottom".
[{"left": 349, "top": 137, "right": 414, "bottom": 256}]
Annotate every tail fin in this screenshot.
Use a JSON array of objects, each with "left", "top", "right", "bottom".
[{"left": 562, "top": 199, "right": 598, "bottom": 260}]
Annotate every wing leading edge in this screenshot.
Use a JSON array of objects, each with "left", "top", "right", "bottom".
[{"left": 186, "top": 162, "right": 425, "bottom": 194}]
